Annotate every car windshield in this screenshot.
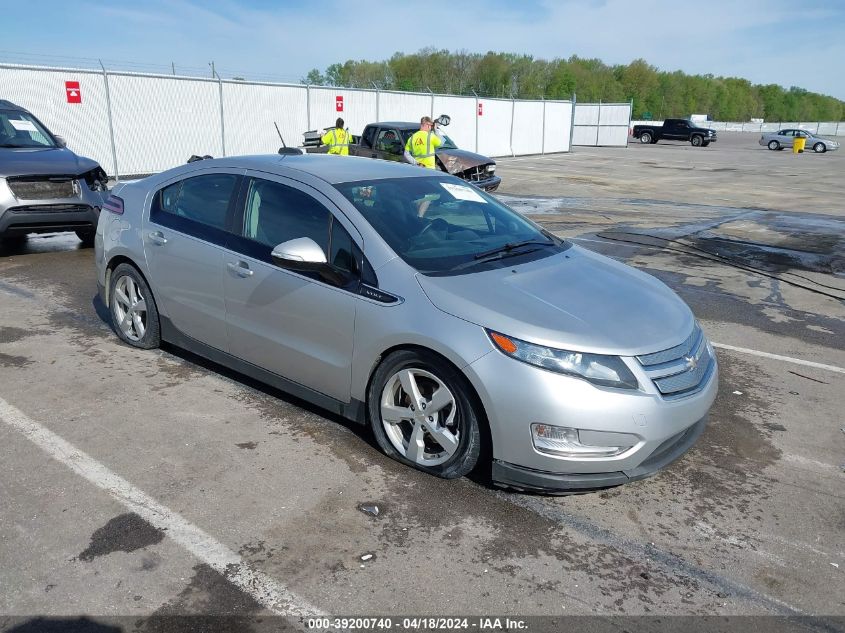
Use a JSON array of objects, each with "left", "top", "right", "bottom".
[
  {"left": 0, "top": 110, "right": 55, "bottom": 148},
  {"left": 399, "top": 129, "right": 458, "bottom": 150},
  {"left": 336, "top": 175, "right": 567, "bottom": 275}
]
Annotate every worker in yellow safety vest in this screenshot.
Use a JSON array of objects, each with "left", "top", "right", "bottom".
[
  {"left": 404, "top": 116, "right": 442, "bottom": 168},
  {"left": 321, "top": 118, "right": 351, "bottom": 155}
]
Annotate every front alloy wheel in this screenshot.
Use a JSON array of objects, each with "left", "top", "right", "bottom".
[
  {"left": 368, "top": 350, "right": 481, "bottom": 479},
  {"left": 381, "top": 368, "right": 459, "bottom": 467},
  {"left": 813, "top": 142, "right": 826, "bottom": 153}
]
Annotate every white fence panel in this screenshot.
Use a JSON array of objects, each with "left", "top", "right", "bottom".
[
  {"left": 109, "top": 74, "right": 222, "bottom": 175},
  {"left": 573, "top": 103, "right": 631, "bottom": 147},
  {"left": 817, "top": 122, "right": 839, "bottom": 135},
  {"left": 432, "top": 95, "right": 476, "bottom": 152},
  {"left": 223, "top": 82, "right": 308, "bottom": 155},
  {"left": 597, "top": 126, "right": 629, "bottom": 145},
  {"left": 511, "top": 101, "right": 544, "bottom": 155},
  {"left": 0, "top": 65, "right": 116, "bottom": 174},
  {"left": 308, "top": 87, "right": 376, "bottom": 137},
  {"left": 600, "top": 104, "right": 631, "bottom": 125},
  {"left": 543, "top": 101, "right": 572, "bottom": 153},
  {"left": 574, "top": 105, "right": 599, "bottom": 126},
  {"left": 476, "top": 99, "right": 513, "bottom": 157},
  {"left": 379, "top": 91, "right": 431, "bottom": 124}
]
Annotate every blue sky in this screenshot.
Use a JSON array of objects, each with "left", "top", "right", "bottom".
[{"left": 3, "top": 0, "right": 844, "bottom": 101}]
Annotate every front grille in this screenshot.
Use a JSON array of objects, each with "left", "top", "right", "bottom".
[
  {"left": 8, "top": 204, "right": 92, "bottom": 214},
  {"left": 7, "top": 177, "right": 76, "bottom": 200},
  {"left": 637, "top": 324, "right": 714, "bottom": 398},
  {"left": 459, "top": 165, "right": 494, "bottom": 183}
]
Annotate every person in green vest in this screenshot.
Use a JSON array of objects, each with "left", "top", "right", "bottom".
[
  {"left": 321, "top": 118, "right": 351, "bottom": 156},
  {"left": 403, "top": 116, "right": 443, "bottom": 168}
]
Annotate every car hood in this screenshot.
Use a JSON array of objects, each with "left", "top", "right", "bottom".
[
  {"left": 435, "top": 148, "right": 494, "bottom": 174},
  {"left": 416, "top": 246, "right": 694, "bottom": 356},
  {"left": 0, "top": 147, "right": 101, "bottom": 177}
]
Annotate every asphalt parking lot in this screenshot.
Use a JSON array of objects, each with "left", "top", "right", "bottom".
[{"left": 1, "top": 132, "right": 843, "bottom": 630}]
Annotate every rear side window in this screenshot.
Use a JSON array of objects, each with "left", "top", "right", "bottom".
[{"left": 151, "top": 173, "right": 239, "bottom": 244}]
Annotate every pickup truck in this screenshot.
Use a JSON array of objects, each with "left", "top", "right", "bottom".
[
  {"left": 632, "top": 118, "right": 717, "bottom": 147},
  {"left": 303, "top": 121, "right": 501, "bottom": 192}
]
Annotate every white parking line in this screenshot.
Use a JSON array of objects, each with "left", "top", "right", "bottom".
[
  {"left": 712, "top": 343, "right": 845, "bottom": 375},
  {"left": 0, "top": 396, "right": 321, "bottom": 618}
]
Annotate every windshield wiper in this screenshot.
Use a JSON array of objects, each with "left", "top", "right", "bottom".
[
  {"left": 473, "top": 239, "right": 553, "bottom": 260},
  {"left": 0, "top": 143, "right": 34, "bottom": 148},
  {"left": 448, "top": 239, "right": 554, "bottom": 272}
]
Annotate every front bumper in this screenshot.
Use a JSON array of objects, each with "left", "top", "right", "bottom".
[
  {"left": 493, "top": 415, "right": 708, "bottom": 493},
  {"left": 0, "top": 204, "right": 99, "bottom": 236},
  {"left": 0, "top": 178, "right": 105, "bottom": 237},
  {"left": 465, "top": 343, "right": 718, "bottom": 492},
  {"left": 461, "top": 174, "right": 501, "bottom": 192}
]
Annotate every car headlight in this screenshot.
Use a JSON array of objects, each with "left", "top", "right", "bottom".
[
  {"left": 487, "top": 330, "right": 639, "bottom": 389},
  {"left": 485, "top": 164, "right": 495, "bottom": 173}
]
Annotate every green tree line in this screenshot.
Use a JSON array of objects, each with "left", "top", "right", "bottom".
[{"left": 302, "top": 49, "right": 844, "bottom": 122}]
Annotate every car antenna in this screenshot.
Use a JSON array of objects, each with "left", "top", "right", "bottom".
[{"left": 274, "top": 121, "right": 303, "bottom": 155}]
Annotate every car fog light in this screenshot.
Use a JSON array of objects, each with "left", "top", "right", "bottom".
[{"left": 531, "top": 424, "right": 633, "bottom": 458}]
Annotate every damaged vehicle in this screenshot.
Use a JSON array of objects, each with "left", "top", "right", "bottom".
[
  {"left": 304, "top": 120, "right": 501, "bottom": 191},
  {"left": 0, "top": 99, "right": 108, "bottom": 247}
]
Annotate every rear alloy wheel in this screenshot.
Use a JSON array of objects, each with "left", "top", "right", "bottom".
[
  {"left": 768, "top": 140, "right": 780, "bottom": 150},
  {"left": 368, "top": 350, "right": 481, "bottom": 479},
  {"left": 639, "top": 132, "right": 652, "bottom": 144},
  {"left": 691, "top": 135, "right": 703, "bottom": 147},
  {"left": 813, "top": 142, "right": 826, "bottom": 153},
  {"left": 75, "top": 230, "right": 95, "bottom": 248},
  {"left": 109, "top": 263, "right": 160, "bottom": 349}
]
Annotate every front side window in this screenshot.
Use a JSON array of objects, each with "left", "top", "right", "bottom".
[
  {"left": 336, "top": 175, "right": 567, "bottom": 275},
  {"left": 242, "top": 178, "right": 330, "bottom": 251},
  {"left": 0, "top": 110, "right": 54, "bottom": 148}
]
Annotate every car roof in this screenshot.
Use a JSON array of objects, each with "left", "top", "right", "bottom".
[
  {"left": 187, "top": 153, "right": 435, "bottom": 185},
  {"left": 371, "top": 122, "right": 419, "bottom": 130},
  {"left": 0, "top": 100, "right": 28, "bottom": 112}
]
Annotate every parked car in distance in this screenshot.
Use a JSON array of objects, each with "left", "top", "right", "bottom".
[
  {"left": 632, "top": 118, "right": 717, "bottom": 147},
  {"left": 304, "top": 121, "right": 501, "bottom": 192},
  {"left": 96, "top": 154, "right": 717, "bottom": 493},
  {"left": 759, "top": 129, "right": 839, "bottom": 153},
  {"left": 0, "top": 99, "right": 108, "bottom": 246}
]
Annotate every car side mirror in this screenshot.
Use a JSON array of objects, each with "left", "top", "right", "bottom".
[
  {"left": 54, "top": 135, "right": 67, "bottom": 148},
  {"left": 270, "top": 237, "right": 327, "bottom": 270},
  {"left": 389, "top": 140, "right": 404, "bottom": 154}
]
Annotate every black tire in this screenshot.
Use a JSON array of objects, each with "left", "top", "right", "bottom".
[
  {"left": 639, "top": 132, "right": 652, "bottom": 144},
  {"left": 108, "top": 263, "right": 161, "bottom": 349},
  {"left": 0, "top": 234, "right": 27, "bottom": 247},
  {"left": 690, "top": 135, "right": 703, "bottom": 147},
  {"left": 75, "top": 230, "right": 95, "bottom": 248},
  {"left": 702, "top": 141, "right": 710, "bottom": 147},
  {"left": 768, "top": 140, "right": 780, "bottom": 150},
  {"left": 813, "top": 142, "right": 826, "bottom": 153},
  {"left": 368, "top": 349, "right": 482, "bottom": 479}
]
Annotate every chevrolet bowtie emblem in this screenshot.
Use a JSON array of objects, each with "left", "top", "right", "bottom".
[{"left": 684, "top": 354, "right": 698, "bottom": 371}]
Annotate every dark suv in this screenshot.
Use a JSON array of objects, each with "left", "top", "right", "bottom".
[{"left": 0, "top": 99, "right": 108, "bottom": 246}]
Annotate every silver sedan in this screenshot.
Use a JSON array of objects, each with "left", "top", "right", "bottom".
[
  {"left": 759, "top": 129, "right": 840, "bottom": 153},
  {"left": 95, "top": 154, "right": 717, "bottom": 493}
]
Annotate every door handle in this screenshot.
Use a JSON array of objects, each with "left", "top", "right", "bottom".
[
  {"left": 149, "top": 231, "right": 168, "bottom": 246},
  {"left": 227, "top": 261, "right": 254, "bottom": 278}
]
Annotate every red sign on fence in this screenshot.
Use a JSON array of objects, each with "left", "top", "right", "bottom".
[
  {"left": 65, "top": 81, "right": 82, "bottom": 104},
  {"left": 336, "top": 96, "right": 344, "bottom": 112},
  {"left": 477, "top": 102, "right": 483, "bottom": 116}
]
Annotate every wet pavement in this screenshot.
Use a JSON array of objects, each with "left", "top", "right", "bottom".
[{"left": 1, "top": 133, "right": 843, "bottom": 628}]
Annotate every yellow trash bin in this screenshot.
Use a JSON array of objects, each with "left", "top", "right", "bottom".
[{"left": 793, "top": 136, "right": 806, "bottom": 153}]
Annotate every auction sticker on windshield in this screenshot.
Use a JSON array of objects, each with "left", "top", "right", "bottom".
[
  {"left": 9, "top": 119, "right": 38, "bottom": 132},
  {"left": 440, "top": 182, "right": 486, "bottom": 203}
]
